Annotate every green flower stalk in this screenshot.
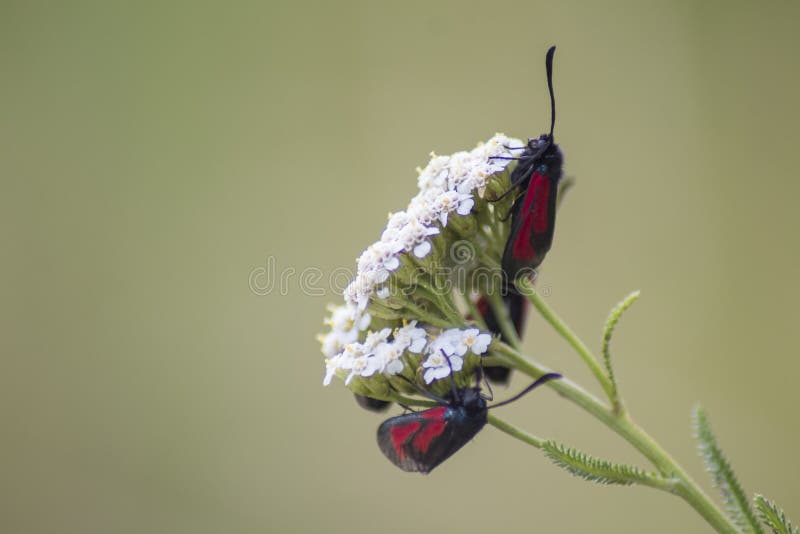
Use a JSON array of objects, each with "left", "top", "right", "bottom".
[{"left": 318, "top": 134, "right": 794, "bottom": 533}]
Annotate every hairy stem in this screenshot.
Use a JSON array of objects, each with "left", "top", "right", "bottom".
[
  {"left": 488, "top": 414, "right": 545, "bottom": 448},
  {"left": 486, "top": 290, "right": 523, "bottom": 350},
  {"left": 490, "top": 344, "right": 738, "bottom": 534}
]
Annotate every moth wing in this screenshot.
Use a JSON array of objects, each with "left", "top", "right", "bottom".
[
  {"left": 377, "top": 407, "right": 486, "bottom": 474},
  {"left": 502, "top": 170, "right": 559, "bottom": 277}
]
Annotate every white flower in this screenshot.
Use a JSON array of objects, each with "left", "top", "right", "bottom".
[
  {"left": 340, "top": 342, "right": 364, "bottom": 363},
  {"left": 455, "top": 328, "right": 492, "bottom": 355},
  {"left": 406, "top": 189, "right": 441, "bottom": 226},
  {"left": 363, "top": 328, "right": 392, "bottom": 351},
  {"left": 346, "top": 353, "right": 382, "bottom": 384},
  {"left": 375, "top": 286, "right": 391, "bottom": 300},
  {"left": 397, "top": 218, "right": 439, "bottom": 258},
  {"left": 417, "top": 153, "right": 450, "bottom": 191},
  {"left": 384, "top": 211, "right": 410, "bottom": 236},
  {"left": 344, "top": 269, "right": 377, "bottom": 311},
  {"left": 323, "top": 348, "right": 357, "bottom": 386},
  {"left": 325, "top": 304, "right": 371, "bottom": 333},
  {"left": 357, "top": 241, "right": 402, "bottom": 284},
  {"left": 422, "top": 350, "right": 463, "bottom": 384},
  {"left": 320, "top": 305, "right": 372, "bottom": 358},
  {"left": 394, "top": 321, "right": 428, "bottom": 353},
  {"left": 374, "top": 341, "right": 405, "bottom": 376},
  {"left": 426, "top": 327, "right": 492, "bottom": 359},
  {"left": 323, "top": 356, "right": 340, "bottom": 386},
  {"left": 427, "top": 328, "right": 463, "bottom": 356},
  {"left": 444, "top": 151, "right": 474, "bottom": 190},
  {"left": 413, "top": 241, "right": 432, "bottom": 258},
  {"left": 455, "top": 196, "right": 474, "bottom": 216},
  {"left": 320, "top": 331, "right": 346, "bottom": 358},
  {"left": 434, "top": 190, "right": 475, "bottom": 226},
  {"left": 457, "top": 168, "right": 486, "bottom": 195}
]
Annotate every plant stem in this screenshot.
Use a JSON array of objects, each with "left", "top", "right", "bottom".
[
  {"left": 516, "top": 277, "right": 615, "bottom": 401},
  {"left": 401, "top": 299, "right": 452, "bottom": 328},
  {"left": 491, "top": 343, "right": 738, "bottom": 534},
  {"left": 488, "top": 414, "right": 545, "bottom": 447},
  {"left": 488, "top": 415, "right": 679, "bottom": 493},
  {"left": 486, "top": 290, "right": 523, "bottom": 350}
]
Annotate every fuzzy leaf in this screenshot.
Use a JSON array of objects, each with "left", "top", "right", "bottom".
[
  {"left": 693, "top": 405, "right": 763, "bottom": 533},
  {"left": 755, "top": 494, "right": 798, "bottom": 534},
  {"left": 601, "top": 290, "right": 640, "bottom": 403},
  {"left": 543, "top": 441, "right": 666, "bottom": 488}
]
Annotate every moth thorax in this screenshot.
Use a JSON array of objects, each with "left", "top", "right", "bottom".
[
  {"left": 459, "top": 388, "right": 487, "bottom": 415},
  {"left": 527, "top": 134, "right": 551, "bottom": 151}
]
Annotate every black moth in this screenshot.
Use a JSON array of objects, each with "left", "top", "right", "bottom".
[
  {"left": 377, "top": 371, "right": 561, "bottom": 473},
  {"left": 494, "top": 45, "right": 564, "bottom": 288}
]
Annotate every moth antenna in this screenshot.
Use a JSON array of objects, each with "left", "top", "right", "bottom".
[
  {"left": 398, "top": 402, "right": 417, "bottom": 413},
  {"left": 488, "top": 372, "right": 561, "bottom": 409},
  {"left": 397, "top": 375, "right": 449, "bottom": 405},
  {"left": 545, "top": 45, "right": 556, "bottom": 139},
  {"left": 481, "top": 366, "right": 494, "bottom": 401},
  {"left": 472, "top": 357, "right": 493, "bottom": 400}
]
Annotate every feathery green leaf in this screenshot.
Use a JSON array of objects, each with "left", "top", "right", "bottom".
[
  {"left": 693, "top": 405, "right": 763, "bottom": 533},
  {"left": 755, "top": 494, "right": 798, "bottom": 534},
  {"left": 542, "top": 440, "right": 671, "bottom": 490},
  {"left": 601, "top": 290, "right": 640, "bottom": 406}
]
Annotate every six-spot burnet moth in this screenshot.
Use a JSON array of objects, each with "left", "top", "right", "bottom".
[
  {"left": 377, "top": 365, "right": 561, "bottom": 473},
  {"left": 493, "top": 45, "right": 564, "bottom": 290},
  {"left": 472, "top": 46, "right": 564, "bottom": 384}
]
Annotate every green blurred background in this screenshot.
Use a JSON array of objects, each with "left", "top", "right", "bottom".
[{"left": 3, "top": 1, "right": 799, "bottom": 532}]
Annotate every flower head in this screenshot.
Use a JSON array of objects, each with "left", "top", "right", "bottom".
[
  {"left": 340, "top": 133, "right": 522, "bottom": 312},
  {"left": 320, "top": 133, "right": 523, "bottom": 396}
]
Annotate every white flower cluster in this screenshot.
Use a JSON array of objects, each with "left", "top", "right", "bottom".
[
  {"left": 323, "top": 320, "right": 427, "bottom": 386},
  {"left": 422, "top": 328, "right": 491, "bottom": 384},
  {"left": 342, "top": 134, "right": 524, "bottom": 312},
  {"left": 320, "top": 134, "right": 517, "bottom": 390},
  {"left": 322, "top": 315, "right": 492, "bottom": 387},
  {"left": 319, "top": 303, "right": 372, "bottom": 358}
]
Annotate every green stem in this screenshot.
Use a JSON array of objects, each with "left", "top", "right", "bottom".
[
  {"left": 492, "top": 342, "right": 613, "bottom": 425},
  {"left": 488, "top": 415, "right": 679, "bottom": 493},
  {"left": 479, "top": 252, "right": 502, "bottom": 271},
  {"left": 486, "top": 290, "right": 523, "bottom": 350},
  {"left": 492, "top": 341, "right": 738, "bottom": 534},
  {"left": 401, "top": 299, "right": 452, "bottom": 328},
  {"left": 516, "top": 277, "right": 615, "bottom": 401},
  {"left": 488, "top": 414, "right": 545, "bottom": 448},
  {"left": 414, "top": 277, "right": 465, "bottom": 326}
]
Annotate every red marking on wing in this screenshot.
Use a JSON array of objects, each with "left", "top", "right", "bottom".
[
  {"left": 511, "top": 172, "right": 551, "bottom": 260},
  {"left": 421, "top": 407, "right": 447, "bottom": 419},
  {"left": 531, "top": 175, "right": 551, "bottom": 233},
  {"left": 413, "top": 419, "right": 447, "bottom": 453},
  {"left": 390, "top": 422, "right": 420, "bottom": 461}
]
